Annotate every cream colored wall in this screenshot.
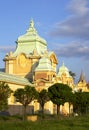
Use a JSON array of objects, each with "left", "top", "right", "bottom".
[
  {"left": 9, "top": 60, "right": 14, "bottom": 74},
  {"left": 13, "top": 54, "right": 32, "bottom": 76},
  {"left": 5, "top": 60, "right": 14, "bottom": 74},
  {"left": 77, "top": 81, "right": 88, "bottom": 92},
  {"left": 5, "top": 61, "right": 9, "bottom": 73},
  {"left": 44, "top": 101, "right": 53, "bottom": 114}
]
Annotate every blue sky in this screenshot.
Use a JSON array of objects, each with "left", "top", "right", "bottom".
[{"left": 0, "top": 0, "right": 89, "bottom": 82}]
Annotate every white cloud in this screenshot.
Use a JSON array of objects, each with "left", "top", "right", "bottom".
[
  {"left": 49, "top": 0, "right": 89, "bottom": 39},
  {"left": 54, "top": 41, "right": 89, "bottom": 60},
  {"left": 68, "top": 0, "right": 89, "bottom": 16},
  {"left": 0, "top": 46, "right": 15, "bottom": 53},
  {"left": 49, "top": 0, "right": 89, "bottom": 60}
]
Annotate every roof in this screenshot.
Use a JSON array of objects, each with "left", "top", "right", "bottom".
[
  {"left": 57, "top": 62, "right": 71, "bottom": 77},
  {"left": 48, "top": 51, "right": 58, "bottom": 64},
  {"left": 17, "top": 19, "right": 46, "bottom": 44},
  {"left": 13, "top": 19, "right": 47, "bottom": 56},
  {"left": 0, "top": 71, "right": 32, "bottom": 86},
  {"left": 35, "top": 56, "right": 54, "bottom": 72}
]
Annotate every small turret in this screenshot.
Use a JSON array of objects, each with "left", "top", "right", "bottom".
[
  {"left": 77, "top": 71, "right": 87, "bottom": 92},
  {"left": 57, "top": 62, "right": 71, "bottom": 77}
]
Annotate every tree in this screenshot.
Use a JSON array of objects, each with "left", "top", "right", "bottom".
[
  {"left": 0, "top": 82, "right": 12, "bottom": 111},
  {"left": 48, "top": 83, "right": 72, "bottom": 115},
  {"left": 14, "top": 85, "right": 37, "bottom": 121},
  {"left": 37, "top": 89, "right": 49, "bottom": 115},
  {"left": 73, "top": 92, "right": 89, "bottom": 115},
  {"left": 69, "top": 71, "right": 76, "bottom": 80}
]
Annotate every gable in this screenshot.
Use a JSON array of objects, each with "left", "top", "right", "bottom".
[{"left": 49, "top": 52, "right": 58, "bottom": 64}]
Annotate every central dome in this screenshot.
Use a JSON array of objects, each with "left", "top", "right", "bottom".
[
  {"left": 17, "top": 19, "right": 47, "bottom": 45},
  {"left": 13, "top": 19, "right": 47, "bottom": 56}
]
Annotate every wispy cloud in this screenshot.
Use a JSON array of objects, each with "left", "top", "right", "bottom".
[
  {"left": 49, "top": 0, "right": 89, "bottom": 60},
  {"left": 0, "top": 46, "right": 15, "bottom": 53},
  {"left": 54, "top": 41, "right": 89, "bottom": 60},
  {"left": 51, "top": 14, "right": 89, "bottom": 39},
  {"left": 49, "top": 0, "right": 89, "bottom": 39},
  {"left": 68, "top": 0, "right": 89, "bottom": 16}
]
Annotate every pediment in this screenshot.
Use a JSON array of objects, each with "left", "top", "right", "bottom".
[{"left": 49, "top": 52, "right": 58, "bottom": 64}]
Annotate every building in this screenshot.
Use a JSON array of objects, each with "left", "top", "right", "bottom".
[
  {"left": 0, "top": 20, "right": 76, "bottom": 115},
  {"left": 76, "top": 71, "right": 88, "bottom": 92}
]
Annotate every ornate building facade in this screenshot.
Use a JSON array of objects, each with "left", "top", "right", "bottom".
[
  {"left": 76, "top": 72, "right": 88, "bottom": 92},
  {"left": 0, "top": 20, "right": 88, "bottom": 115}
]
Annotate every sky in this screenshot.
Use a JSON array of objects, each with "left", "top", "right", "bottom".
[{"left": 0, "top": 0, "right": 89, "bottom": 82}]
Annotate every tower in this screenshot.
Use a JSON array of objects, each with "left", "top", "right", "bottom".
[
  {"left": 4, "top": 20, "right": 48, "bottom": 81},
  {"left": 77, "top": 71, "right": 87, "bottom": 92}
]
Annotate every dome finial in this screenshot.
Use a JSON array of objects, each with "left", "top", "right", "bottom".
[{"left": 30, "top": 18, "right": 34, "bottom": 28}]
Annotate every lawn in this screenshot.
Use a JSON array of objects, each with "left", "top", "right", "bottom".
[{"left": 0, "top": 115, "right": 89, "bottom": 130}]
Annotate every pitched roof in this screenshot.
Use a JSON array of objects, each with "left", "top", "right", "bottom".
[{"left": 0, "top": 71, "right": 32, "bottom": 86}]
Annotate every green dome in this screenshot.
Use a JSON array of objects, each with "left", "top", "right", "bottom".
[
  {"left": 57, "top": 62, "right": 71, "bottom": 77},
  {"left": 17, "top": 19, "right": 47, "bottom": 45},
  {"left": 35, "top": 56, "right": 53, "bottom": 71},
  {"left": 13, "top": 19, "right": 47, "bottom": 56}
]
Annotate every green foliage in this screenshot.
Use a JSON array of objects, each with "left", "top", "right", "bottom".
[
  {"left": 69, "top": 71, "right": 76, "bottom": 80},
  {"left": 73, "top": 92, "right": 89, "bottom": 114},
  {"left": 48, "top": 83, "right": 72, "bottom": 114},
  {"left": 0, "top": 82, "right": 12, "bottom": 111},
  {"left": 14, "top": 85, "right": 37, "bottom": 106},
  {"left": 14, "top": 85, "right": 37, "bottom": 120},
  {"left": 37, "top": 89, "right": 49, "bottom": 114},
  {"left": 48, "top": 83, "right": 72, "bottom": 105}
]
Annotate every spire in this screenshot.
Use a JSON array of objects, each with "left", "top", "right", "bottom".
[
  {"left": 27, "top": 19, "right": 37, "bottom": 33},
  {"left": 30, "top": 19, "right": 34, "bottom": 28},
  {"left": 78, "top": 71, "right": 85, "bottom": 82}
]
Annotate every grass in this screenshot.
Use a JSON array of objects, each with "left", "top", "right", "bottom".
[{"left": 0, "top": 115, "right": 89, "bottom": 130}]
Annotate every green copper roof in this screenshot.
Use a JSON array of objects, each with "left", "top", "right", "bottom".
[
  {"left": 17, "top": 20, "right": 46, "bottom": 44},
  {"left": 35, "top": 56, "right": 53, "bottom": 71},
  {"left": 0, "top": 71, "right": 32, "bottom": 86},
  {"left": 57, "top": 62, "right": 71, "bottom": 77},
  {"left": 13, "top": 19, "right": 47, "bottom": 56}
]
